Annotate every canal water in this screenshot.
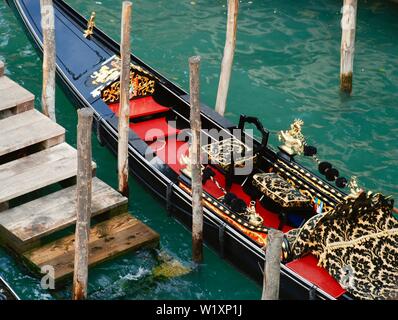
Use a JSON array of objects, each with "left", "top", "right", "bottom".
[{"left": 0, "top": 0, "right": 397, "bottom": 299}]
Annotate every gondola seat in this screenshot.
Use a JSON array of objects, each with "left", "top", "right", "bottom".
[
  {"left": 108, "top": 96, "right": 169, "bottom": 119},
  {"left": 286, "top": 254, "right": 346, "bottom": 299},
  {"left": 130, "top": 117, "right": 180, "bottom": 142},
  {"left": 252, "top": 173, "right": 311, "bottom": 210}
]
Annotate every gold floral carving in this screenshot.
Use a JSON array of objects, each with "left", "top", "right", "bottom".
[{"left": 101, "top": 71, "right": 155, "bottom": 103}]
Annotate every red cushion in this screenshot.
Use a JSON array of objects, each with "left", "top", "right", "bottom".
[
  {"left": 130, "top": 117, "right": 180, "bottom": 141},
  {"left": 286, "top": 254, "right": 346, "bottom": 298},
  {"left": 108, "top": 96, "right": 169, "bottom": 119},
  {"left": 149, "top": 140, "right": 189, "bottom": 173}
]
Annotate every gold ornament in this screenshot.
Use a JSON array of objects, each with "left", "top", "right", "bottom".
[
  {"left": 84, "top": 12, "right": 96, "bottom": 38},
  {"left": 278, "top": 119, "right": 306, "bottom": 156},
  {"left": 348, "top": 176, "right": 362, "bottom": 196}
]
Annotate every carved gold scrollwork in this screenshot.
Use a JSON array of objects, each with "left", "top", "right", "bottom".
[
  {"left": 91, "top": 65, "right": 120, "bottom": 86},
  {"left": 101, "top": 72, "right": 156, "bottom": 103},
  {"left": 132, "top": 71, "right": 156, "bottom": 97},
  {"left": 90, "top": 54, "right": 159, "bottom": 102},
  {"left": 102, "top": 81, "right": 121, "bottom": 103}
]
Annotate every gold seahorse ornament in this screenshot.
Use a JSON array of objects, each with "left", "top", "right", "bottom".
[
  {"left": 278, "top": 119, "right": 306, "bottom": 156},
  {"left": 84, "top": 12, "right": 96, "bottom": 38}
]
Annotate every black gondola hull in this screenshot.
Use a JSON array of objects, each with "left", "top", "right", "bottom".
[
  {"left": 0, "top": 276, "right": 19, "bottom": 300},
  {"left": 7, "top": 0, "right": 352, "bottom": 301}
]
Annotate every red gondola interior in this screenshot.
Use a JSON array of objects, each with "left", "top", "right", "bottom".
[{"left": 107, "top": 93, "right": 346, "bottom": 299}]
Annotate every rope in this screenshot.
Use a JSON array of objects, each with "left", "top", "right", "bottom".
[{"left": 325, "top": 228, "right": 398, "bottom": 251}]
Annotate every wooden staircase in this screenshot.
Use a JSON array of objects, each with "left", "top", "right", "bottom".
[
  {"left": 23, "top": 213, "right": 158, "bottom": 281},
  {"left": 0, "top": 62, "right": 159, "bottom": 284},
  {"left": 0, "top": 109, "right": 65, "bottom": 159},
  {"left": 0, "top": 68, "right": 34, "bottom": 119}
]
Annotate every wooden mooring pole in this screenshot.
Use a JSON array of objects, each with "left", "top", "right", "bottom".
[
  {"left": 40, "top": 0, "right": 56, "bottom": 121},
  {"left": 72, "top": 108, "right": 94, "bottom": 300},
  {"left": 340, "top": 0, "right": 357, "bottom": 94},
  {"left": 0, "top": 60, "right": 4, "bottom": 77},
  {"left": 215, "top": 0, "right": 239, "bottom": 116},
  {"left": 189, "top": 56, "right": 204, "bottom": 264},
  {"left": 118, "top": 1, "right": 132, "bottom": 197},
  {"left": 262, "top": 229, "right": 283, "bottom": 300}
]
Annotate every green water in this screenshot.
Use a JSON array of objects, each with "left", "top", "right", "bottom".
[{"left": 0, "top": 0, "right": 397, "bottom": 300}]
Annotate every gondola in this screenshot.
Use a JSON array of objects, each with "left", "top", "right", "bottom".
[
  {"left": 0, "top": 276, "right": 19, "bottom": 300},
  {"left": 7, "top": 0, "right": 398, "bottom": 300}
]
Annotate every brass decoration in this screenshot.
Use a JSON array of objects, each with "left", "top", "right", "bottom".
[
  {"left": 84, "top": 12, "right": 96, "bottom": 38},
  {"left": 95, "top": 56, "right": 156, "bottom": 103},
  {"left": 245, "top": 201, "right": 264, "bottom": 227},
  {"left": 90, "top": 58, "right": 121, "bottom": 99},
  {"left": 131, "top": 71, "right": 156, "bottom": 97},
  {"left": 91, "top": 65, "right": 120, "bottom": 86},
  {"left": 101, "top": 71, "right": 156, "bottom": 103},
  {"left": 106, "top": 56, "right": 158, "bottom": 81},
  {"left": 89, "top": 55, "right": 158, "bottom": 100},
  {"left": 348, "top": 176, "right": 362, "bottom": 196},
  {"left": 278, "top": 119, "right": 306, "bottom": 156},
  {"left": 201, "top": 137, "right": 256, "bottom": 171},
  {"left": 102, "top": 81, "right": 121, "bottom": 103}
]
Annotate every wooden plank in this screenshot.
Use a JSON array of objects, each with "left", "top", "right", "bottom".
[
  {"left": 23, "top": 213, "right": 159, "bottom": 281},
  {"left": 0, "top": 76, "right": 34, "bottom": 117},
  {"left": 0, "top": 109, "right": 65, "bottom": 157},
  {"left": 0, "top": 143, "right": 96, "bottom": 204},
  {"left": 0, "top": 61, "right": 4, "bottom": 77},
  {"left": 0, "top": 177, "right": 127, "bottom": 251}
]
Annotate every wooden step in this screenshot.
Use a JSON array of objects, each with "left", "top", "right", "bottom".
[
  {"left": 23, "top": 213, "right": 160, "bottom": 282},
  {"left": 0, "top": 109, "right": 65, "bottom": 158},
  {"left": 0, "top": 142, "right": 96, "bottom": 207},
  {"left": 0, "top": 177, "right": 128, "bottom": 252},
  {"left": 0, "top": 76, "right": 34, "bottom": 119},
  {"left": 0, "top": 61, "right": 4, "bottom": 77}
]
